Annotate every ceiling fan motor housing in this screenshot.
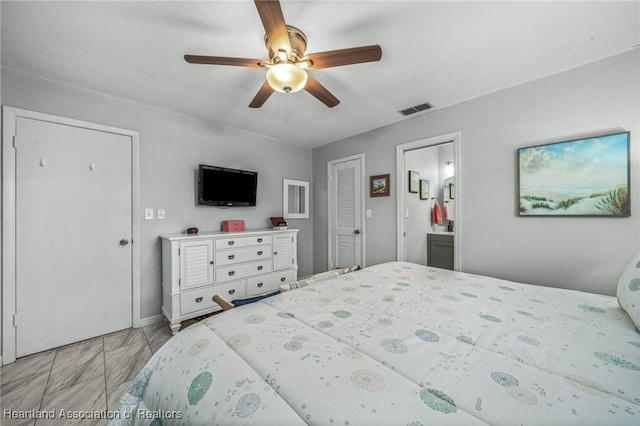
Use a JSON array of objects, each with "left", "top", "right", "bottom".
[{"left": 265, "top": 25, "right": 308, "bottom": 64}]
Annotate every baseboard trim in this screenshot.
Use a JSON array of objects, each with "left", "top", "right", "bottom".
[{"left": 137, "top": 314, "right": 163, "bottom": 328}]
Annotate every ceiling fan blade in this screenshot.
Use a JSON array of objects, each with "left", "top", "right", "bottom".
[
  {"left": 249, "top": 81, "right": 275, "bottom": 108},
  {"left": 304, "top": 75, "right": 340, "bottom": 108},
  {"left": 184, "top": 55, "right": 264, "bottom": 68},
  {"left": 254, "top": 0, "right": 292, "bottom": 56},
  {"left": 305, "top": 45, "right": 382, "bottom": 69}
]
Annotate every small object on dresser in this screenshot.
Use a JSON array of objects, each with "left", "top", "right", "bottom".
[
  {"left": 270, "top": 216, "right": 287, "bottom": 230},
  {"left": 186, "top": 227, "right": 199, "bottom": 234},
  {"left": 221, "top": 220, "right": 245, "bottom": 232}
]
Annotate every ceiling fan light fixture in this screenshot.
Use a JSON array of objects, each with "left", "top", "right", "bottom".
[
  {"left": 277, "top": 49, "right": 289, "bottom": 62},
  {"left": 297, "top": 59, "right": 313, "bottom": 69},
  {"left": 266, "top": 63, "right": 308, "bottom": 93}
]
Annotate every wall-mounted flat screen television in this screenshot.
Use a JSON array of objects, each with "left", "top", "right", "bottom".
[{"left": 197, "top": 164, "right": 258, "bottom": 207}]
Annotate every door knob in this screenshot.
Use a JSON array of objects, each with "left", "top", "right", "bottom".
[
  {"left": 119, "top": 239, "right": 129, "bottom": 246},
  {"left": 354, "top": 230, "right": 360, "bottom": 235}
]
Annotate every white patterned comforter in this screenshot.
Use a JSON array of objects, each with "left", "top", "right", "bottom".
[{"left": 111, "top": 262, "right": 640, "bottom": 425}]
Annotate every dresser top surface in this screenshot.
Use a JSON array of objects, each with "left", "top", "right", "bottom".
[{"left": 160, "top": 228, "right": 298, "bottom": 241}]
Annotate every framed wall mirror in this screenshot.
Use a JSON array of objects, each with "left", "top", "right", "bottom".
[{"left": 283, "top": 179, "right": 309, "bottom": 219}]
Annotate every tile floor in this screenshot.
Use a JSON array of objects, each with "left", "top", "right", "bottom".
[{"left": 0, "top": 319, "right": 196, "bottom": 426}]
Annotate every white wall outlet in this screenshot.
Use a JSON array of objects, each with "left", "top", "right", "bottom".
[
  {"left": 144, "top": 208, "right": 154, "bottom": 220},
  {"left": 366, "top": 209, "right": 372, "bottom": 218},
  {"left": 157, "top": 209, "right": 166, "bottom": 220}
]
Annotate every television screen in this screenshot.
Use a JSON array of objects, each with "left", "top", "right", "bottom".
[{"left": 197, "top": 165, "right": 257, "bottom": 207}]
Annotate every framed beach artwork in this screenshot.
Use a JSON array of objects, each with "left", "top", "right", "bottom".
[
  {"left": 370, "top": 174, "right": 390, "bottom": 197},
  {"left": 518, "top": 131, "right": 630, "bottom": 217},
  {"left": 408, "top": 170, "right": 419, "bottom": 193},
  {"left": 419, "top": 179, "right": 430, "bottom": 200}
]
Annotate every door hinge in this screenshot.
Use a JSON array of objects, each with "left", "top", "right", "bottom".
[
  {"left": 13, "top": 136, "right": 18, "bottom": 148},
  {"left": 13, "top": 314, "right": 17, "bottom": 327}
]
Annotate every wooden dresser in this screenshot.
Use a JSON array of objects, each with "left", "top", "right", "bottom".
[{"left": 160, "top": 229, "right": 298, "bottom": 333}]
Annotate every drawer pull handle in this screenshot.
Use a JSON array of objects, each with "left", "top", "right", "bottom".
[
  {"left": 228, "top": 255, "right": 235, "bottom": 260},
  {"left": 257, "top": 251, "right": 263, "bottom": 255},
  {"left": 257, "top": 266, "right": 263, "bottom": 271},
  {"left": 228, "top": 271, "right": 235, "bottom": 276},
  {"left": 280, "top": 277, "right": 286, "bottom": 282},
  {"left": 229, "top": 289, "right": 235, "bottom": 295},
  {"left": 257, "top": 238, "right": 263, "bottom": 242},
  {"left": 195, "top": 297, "right": 203, "bottom": 303},
  {"left": 257, "top": 282, "right": 263, "bottom": 288},
  {"left": 228, "top": 241, "right": 235, "bottom": 246}
]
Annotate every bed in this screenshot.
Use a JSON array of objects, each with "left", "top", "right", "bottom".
[{"left": 110, "top": 260, "right": 640, "bottom": 425}]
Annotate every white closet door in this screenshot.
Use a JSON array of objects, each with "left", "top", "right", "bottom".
[
  {"left": 15, "top": 117, "right": 133, "bottom": 356},
  {"left": 330, "top": 158, "right": 363, "bottom": 269}
]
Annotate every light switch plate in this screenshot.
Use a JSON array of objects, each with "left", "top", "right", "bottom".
[
  {"left": 366, "top": 209, "right": 372, "bottom": 218},
  {"left": 157, "top": 209, "right": 166, "bottom": 220},
  {"left": 144, "top": 208, "right": 154, "bottom": 220}
]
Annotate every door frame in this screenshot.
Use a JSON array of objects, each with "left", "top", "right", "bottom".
[
  {"left": 1, "top": 106, "right": 141, "bottom": 364},
  {"left": 327, "top": 153, "right": 366, "bottom": 270},
  {"left": 395, "top": 132, "right": 462, "bottom": 269}
]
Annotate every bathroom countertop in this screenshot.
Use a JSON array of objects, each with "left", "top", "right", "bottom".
[{"left": 428, "top": 231, "right": 454, "bottom": 236}]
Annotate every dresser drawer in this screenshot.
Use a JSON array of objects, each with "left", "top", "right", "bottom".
[
  {"left": 244, "top": 235, "right": 272, "bottom": 246},
  {"left": 215, "top": 235, "right": 272, "bottom": 250},
  {"left": 215, "top": 237, "right": 248, "bottom": 250},
  {"left": 247, "top": 270, "right": 296, "bottom": 295},
  {"left": 215, "top": 246, "right": 272, "bottom": 266},
  {"left": 180, "top": 281, "right": 246, "bottom": 315},
  {"left": 216, "top": 260, "right": 273, "bottom": 283}
]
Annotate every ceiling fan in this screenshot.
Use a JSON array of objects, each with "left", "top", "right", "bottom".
[{"left": 184, "top": 0, "right": 382, "bottom": 108}]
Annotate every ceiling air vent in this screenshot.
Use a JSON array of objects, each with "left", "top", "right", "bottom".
[{"left": 399, "top": 102, "right": 433, "bottom": 116}]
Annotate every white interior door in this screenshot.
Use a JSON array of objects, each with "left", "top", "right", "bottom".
[
  {"left": 15, "top": 117, "right": 133, "bottom": 356},
  {"left": 329, "top": 157, "right": 363, "bottom": 269}
]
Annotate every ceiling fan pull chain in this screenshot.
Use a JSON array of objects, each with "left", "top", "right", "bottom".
[{"left": 283, "top": 95, "right": 288, "bottom": 124}]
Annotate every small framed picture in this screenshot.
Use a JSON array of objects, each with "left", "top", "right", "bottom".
[
  {"left": 370, "top": 174, "right": 390, "bottom": 197},
  {"left": 420, "top": 179, "right": 430, "bottom": 200},
  {"left": 408, "top": 170, "right": 419, "bottom": 193}
]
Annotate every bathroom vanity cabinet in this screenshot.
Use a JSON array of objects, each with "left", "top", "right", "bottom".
[{"left": 427, "top": 233, "right": 454, "bottom": 270}]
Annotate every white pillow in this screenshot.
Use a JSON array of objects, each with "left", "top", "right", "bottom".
[{"left": 617, "top": 252, "right": 640, "bottom": 329}]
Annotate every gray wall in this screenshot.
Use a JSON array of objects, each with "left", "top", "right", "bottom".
[
  {"left": 1, "top": 69, "right": 314, "bottom": 321},
  {"left": 313, "top": 49, "right": 639, "bottom": 296}
]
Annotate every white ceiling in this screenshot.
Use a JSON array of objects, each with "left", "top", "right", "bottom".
[{"left": 2, "top": 1, "right": 639, "bottom": 148}]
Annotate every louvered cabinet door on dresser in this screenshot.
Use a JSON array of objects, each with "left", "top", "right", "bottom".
[
  {"left": 161, "top": 229, "right": 298, "bottom": 334},
  {"left": 179, "top": 239, "right": 214, "bottom": 290}
]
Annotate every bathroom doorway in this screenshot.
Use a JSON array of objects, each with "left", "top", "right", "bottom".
[{"left": 395, "top": 132, "right": 461, "bottom": 269}]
